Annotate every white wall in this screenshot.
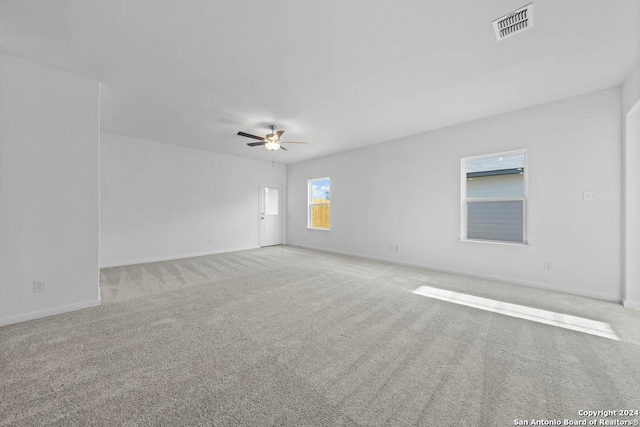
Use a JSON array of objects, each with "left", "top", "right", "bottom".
[
  {"left": 0, "top": 54, "right": 100, "bottom": 326},
  {"left": 621, "top": 0, "right": 640, "bottom": 113},
  {"left": 100, "top": 133, "right": 286, "bottom": 267},
  {"left": 624, "top": 105, "right": 640, "bottom": 308},
  {"left": 623, "top": 62, "right": 640, "bottom": 114},
  {"left": 288, "top": 88, "right": 623, "bottom": 301},
  {"left": 623, "top": 60, "right": 640, "bottom": 308}
]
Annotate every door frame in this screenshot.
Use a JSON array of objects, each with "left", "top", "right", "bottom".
[{"left": 259, "top": 182, "right": 285, "bottom": 247}]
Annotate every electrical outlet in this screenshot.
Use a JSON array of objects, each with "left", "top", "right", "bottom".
[
  {"left": 583, "top": 191, "right": 596, "bottom": 201},
  {"left": 394, "top": 245, "right": 400, "bottom": 252},
  {"left": 389, "top": 244, "right": 394, "bottom": 251},
  {"left": 544, "top": 262, "right": 552, "bottom": 271},
  {"left": 33, "top": 281, "right": 46, "bottom": 293}
]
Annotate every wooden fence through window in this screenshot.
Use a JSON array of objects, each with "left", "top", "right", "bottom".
[{"left": 311, "top": 198, "right": 330, "bottom": 229}]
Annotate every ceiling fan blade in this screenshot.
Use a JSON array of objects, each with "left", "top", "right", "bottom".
[
  {"left": 281, "top": 141, "right": 308, "bottom": 144},
  {"left": 275, "top": 130, "right": 284, "bottom": 140},
  {"left": 238, "top": 131, "right": 265, "bottom": 141},
  {"left": 247, "top": 142, "right": 266, "bottom": 147},
  {"left": 280, "top": 146, "right": 288, "bottom": 151}
]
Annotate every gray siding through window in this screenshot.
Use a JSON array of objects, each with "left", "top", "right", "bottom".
[
  {"left": 466, "top": 174, "right": 524, "bottom": 198},
  {"left": 466, "top": 153, "right": 525, "bottom": 174},
  {"left": 467, "top": 200, "right": 524, "bottom": 243}
]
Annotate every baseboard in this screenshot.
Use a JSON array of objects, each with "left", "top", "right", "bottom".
[
  {"left": 623, "top": 300, "right": 640, "bottom": 310},
  {"left": 292, "top": 244, "right": 621, "bottom": 303},
  {"left": 0, "top": 299, "right": 102, "bottom": 327},
  {"left": 100, "top": 246, "right": 259, "bottom": 268}
]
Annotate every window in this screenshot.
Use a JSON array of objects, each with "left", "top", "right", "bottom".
[
  {"left": 308, "top": 177, "right": 330, "bottom": 230},
  {"left": 461, "top": 150, "right": 527, "bottom": 244},
  {"left": 264, "top": 187, "right": 278, "bottom": 215}
]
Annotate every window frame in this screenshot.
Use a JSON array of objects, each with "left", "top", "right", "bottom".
[
  {"left": 308, "top": 177, "right": 331, "bottom": 231},
  {"left": 460, "top": 149, "right": 529, "bottom": 245}
]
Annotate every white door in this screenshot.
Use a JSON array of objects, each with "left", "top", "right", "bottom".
[{"left": 260, "top": 183, "right": 283, "bottom": 247}]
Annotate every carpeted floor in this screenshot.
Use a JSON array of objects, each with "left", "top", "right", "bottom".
[{"left": 1, "top": 246, "right": 640, "bottom": 426}]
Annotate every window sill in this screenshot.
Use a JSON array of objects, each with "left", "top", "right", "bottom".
[
  {"left": 308, "top": 227, "right": 330, "bottom": 231},
  {"left": 458, "top": 238, "right": 530, "bottom": 247}
]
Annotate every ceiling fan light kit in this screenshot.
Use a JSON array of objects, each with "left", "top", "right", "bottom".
[
  {"left": 236, "top": 124, "right": 309, "bottom": 152},
  {"left": 265, "top": 140, "right": 281, "bottom": 151}
]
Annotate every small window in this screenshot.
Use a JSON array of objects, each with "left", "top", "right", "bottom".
[
  {"left": 264, "top": 187, "right": 279, "bottom": 215},
  {"left": 461, "top": 150, "right": 527, "bottom": 244},
  {"left": 308, "top": 177, "right": 330, "bottom": 230}
]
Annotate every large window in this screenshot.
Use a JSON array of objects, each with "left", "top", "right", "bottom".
[
  {"left": 308, "top": 177, "right": 330, "bottom": 230},
  {"left": 461, "top": 150, "right": 528, "bottom": 244}
]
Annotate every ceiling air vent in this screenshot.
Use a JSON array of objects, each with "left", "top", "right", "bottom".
[{"left": 492, "top": 3, "right": 534, "bottom": 41}]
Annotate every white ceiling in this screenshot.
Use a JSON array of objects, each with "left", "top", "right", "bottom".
[{"left": 1, "top": 1, "right": 639, "bottom": 164}]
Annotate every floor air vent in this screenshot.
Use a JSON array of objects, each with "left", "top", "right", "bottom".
[{"left": 492, "top": 3, "right": 534, "bottom": 41}]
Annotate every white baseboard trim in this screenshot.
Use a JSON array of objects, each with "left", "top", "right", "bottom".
[
  {"left": 292, "top": 244, "right": 621, "bottom": 303},
  {"left": 0, "top": 299, "right": 102, "bottom": 327},
  {"left": 100, "top": 246, "right": 260, "bottom": 268},
  {"left": 623, "top": 300, "right": 640, "bottom": 310}
]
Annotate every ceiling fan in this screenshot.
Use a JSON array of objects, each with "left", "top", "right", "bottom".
[{"left": 237, "top": 125, "right": 308, "bottom": 151}]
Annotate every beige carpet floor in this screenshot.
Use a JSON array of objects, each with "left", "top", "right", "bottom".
[{"left": 1, "top": 245, "right": 640, "bottom": 426}]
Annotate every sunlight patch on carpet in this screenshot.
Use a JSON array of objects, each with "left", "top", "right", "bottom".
[{"left": 412, "top": 285, "right": 619, "bottom": 341}]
